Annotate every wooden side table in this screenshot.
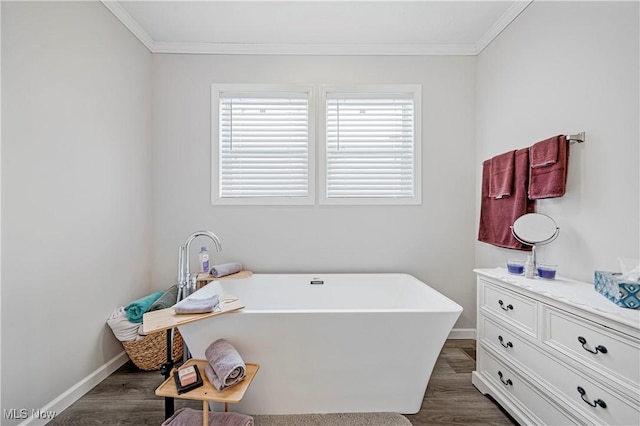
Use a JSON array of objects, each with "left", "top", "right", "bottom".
[
  {"left": 143, "top": 293, "right": 247, "bottom": 420},
  {"left": 155, "top": 359, "right": 259, "bottom": 426}
]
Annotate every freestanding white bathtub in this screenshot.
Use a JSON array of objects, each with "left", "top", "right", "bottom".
[{"left": 177, "top": 273, "right": 462, "bottom": 415}]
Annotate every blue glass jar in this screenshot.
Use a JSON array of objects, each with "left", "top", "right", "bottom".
[{"left": 537, "top": 264, "right": 557, "bottom": 279}]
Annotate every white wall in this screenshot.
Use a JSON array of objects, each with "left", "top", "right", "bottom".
[
  {"left": 151, "top": 54, "right": 478, "bottom": 329},
  {"left": 1, "top": 1, "right": 152, "bottom": 422},
  {"left": 476, "top": 1, "right": 639, "bottom": 281}
]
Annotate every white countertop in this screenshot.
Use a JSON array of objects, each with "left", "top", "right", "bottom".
[{"left": 474, "top": 267, "right": 640, "bottom": 332}]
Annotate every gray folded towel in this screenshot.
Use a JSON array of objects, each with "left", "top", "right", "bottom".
[
  {"left": 174, "top": 294, "right": 219, "bottom": 315},
  {"left": 204, "top": 338, "right": 246, "bottom": 391},
  {"left": 210, "top": 262, "right": 243, "bottom": 278},
  {"left": 161, "top": 408, "right": 253, "bottom": 426},
  {"left": 147, "top": 285, "right": 179, "bottom": 312}
]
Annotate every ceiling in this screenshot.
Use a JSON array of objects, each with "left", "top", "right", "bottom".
[{"left": 102, "top": 1, "right": 533, "bottom": 55}]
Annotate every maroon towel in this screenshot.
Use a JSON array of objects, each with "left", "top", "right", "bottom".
[
  {"left": 161, "top": 408, "right": 254, "bottom": 426},
  {"left": 529, "top": 135, "right": 569, "bottom": 199},
  {"left": 479, "top": 148, "right": 534, "bottom": 250},
  {"left": 488, "top": 150, "right": 515, "bottom": 199},
  {"left": 530, "top": 135, "right": 559, "bottom": 168}
]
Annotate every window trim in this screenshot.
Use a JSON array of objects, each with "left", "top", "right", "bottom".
[
  {"left": 318, "top": 84, "right": 422, "bottom": 205},
  {"left": 211, "top": 84, "right": 316, "bottom": 205}
]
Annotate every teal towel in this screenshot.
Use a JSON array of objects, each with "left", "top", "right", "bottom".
[
  {"left": 147, "top": 285, "right": 179, "bottom": 312},
  {"left": 125, "top": 291, "right": 164, "bottom": 323}
]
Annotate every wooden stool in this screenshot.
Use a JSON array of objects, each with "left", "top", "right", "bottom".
[{"left": 155, "top": 359, "right": 259, "bottom": 426}]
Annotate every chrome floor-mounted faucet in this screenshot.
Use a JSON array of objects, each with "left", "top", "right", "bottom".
[{"left": 177, "top": 231, "right": 222, "bottom": 302}]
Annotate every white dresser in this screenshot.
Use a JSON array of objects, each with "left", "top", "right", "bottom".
[{"left": 473, "top": 268, "right": 640, "bottom": 426}]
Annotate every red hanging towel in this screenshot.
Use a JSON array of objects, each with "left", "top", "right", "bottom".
[
  {"left": 479, "top": 148, "right": 535, "bottom": 250},
  {"left": 528, "top": 135, "right": 569, "bottom": 199},
  {"left": 488, "top": 150, "right": 516, "bottom": 199}
]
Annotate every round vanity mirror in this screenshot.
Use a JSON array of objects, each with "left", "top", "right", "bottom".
[{"left": 511, "top": 213, "right": 559, "bottom": 245}]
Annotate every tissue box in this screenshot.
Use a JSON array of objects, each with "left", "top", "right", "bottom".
[{"left": 594, "top": 271, "right": 640, "bottom": 309}]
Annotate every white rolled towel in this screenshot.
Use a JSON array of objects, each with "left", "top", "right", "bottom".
[
  {"left": 106, "top": 307, "right": 144, "bottom": 342},
  {"left": 210, "top": 262, "right": 242, "bottom": 278}
]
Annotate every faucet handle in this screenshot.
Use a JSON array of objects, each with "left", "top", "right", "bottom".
[{"left": 189, "top": 273, "right": 198, "bottom": 291}]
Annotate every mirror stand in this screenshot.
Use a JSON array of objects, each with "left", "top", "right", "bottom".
[{"left": 510, "top": 213, "right": 560, "bottom": 276}]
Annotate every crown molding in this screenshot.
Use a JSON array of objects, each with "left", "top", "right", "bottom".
[
  {"left": 102, "top": 0, "right": 531, "bottom": 56},
  {"left": 152, "top": 41, "right": 477, "bottom": 56},
  {"left": 101, "top": 0, "right": 154, "bottom": 52},
  {"left": 474, "top": 0, "right": 533, "bottom": 55}
]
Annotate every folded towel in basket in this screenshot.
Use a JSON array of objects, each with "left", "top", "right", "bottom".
[
  {"left": 161, "top": 408, "right": 254, "bottom": 426},
  {"left": 174, "top": 294, "right": 220, "bottom": 315},
  {"left": 204, "top": 338, "right": 246, "bottom": 391},
  {"left": 147, "top": 285, "right": 179, "bottom": 312},
  {"left": 210, "top": 262, "right": 243, "bottom": 278},
  {"left": 106, "top": 307, "right": 145, "bottom": 342},
  {"left": 124, "top": 291, "right": 165, "bottom": 323}
]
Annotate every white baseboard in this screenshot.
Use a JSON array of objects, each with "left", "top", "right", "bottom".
[
  {"left": 19, "top": 351, "right": 129, "bottom": 426},
  {"left": 448, "top": 328, "right": 476, "bottom": 339}
]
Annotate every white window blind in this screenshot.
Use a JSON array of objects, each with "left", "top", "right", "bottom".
[
  {"left": 215, "top": 88, "right": 312, "bottom": 203},
  {"left": 324, "top": 91, "right": 418, "bottom": 202}
]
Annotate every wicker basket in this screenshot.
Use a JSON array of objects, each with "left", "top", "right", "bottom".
[{"left": 122, "top": 328, "right": 184, "bottom": 371}]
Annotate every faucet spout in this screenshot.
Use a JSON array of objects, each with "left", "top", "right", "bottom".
[
  {"left": 184, "top": 230, "right": 222, "bottom": 255},
  {"left": 178, "top": 230, "right": 222, "bottom": 299}
]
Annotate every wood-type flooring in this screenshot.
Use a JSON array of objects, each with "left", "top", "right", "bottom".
[{"left": 48, "top": 339, "right": 517, "bottom": 426}]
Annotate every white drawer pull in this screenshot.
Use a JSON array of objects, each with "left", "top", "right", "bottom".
[
  {"left": 577, "top": 336, "right": 608, "bottom": 354},
  {"left": 498, "top": 299, "right": 514, "bottom": 311},
  {"left": 498, "top": 371, "right": 513, "bottom": 386},
  {"left": 577, "top": 386, "right": 607, "bottom": 409},
  {"left": 498, "top": 335, "right": 513, "bottom": 348}
]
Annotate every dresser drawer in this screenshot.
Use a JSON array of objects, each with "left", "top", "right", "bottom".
[
  {"left": 525, "top": 344, "right": 640, "bottom": 425},
  {"left": 480, "top": 280, "right": 538, "bottom": 337},
  {"left": 543, "top": 306, "right": 640, "bottom": 393},
  {"left": 478, "top": 347, "right": 578, "bottom": 426},
  {"left": 481, "top": 316, "right": 537, "bottom": 368}
]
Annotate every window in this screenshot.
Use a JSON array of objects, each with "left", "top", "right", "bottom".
[
  {"left": 211, "top": 84, "right": 421, "bottom": 206},
  {"left": 211, "top": 84, "right": 315, "bottom": 205},
  {"left": 319, "top": 85, "right": 421, "bottom": 205}
]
